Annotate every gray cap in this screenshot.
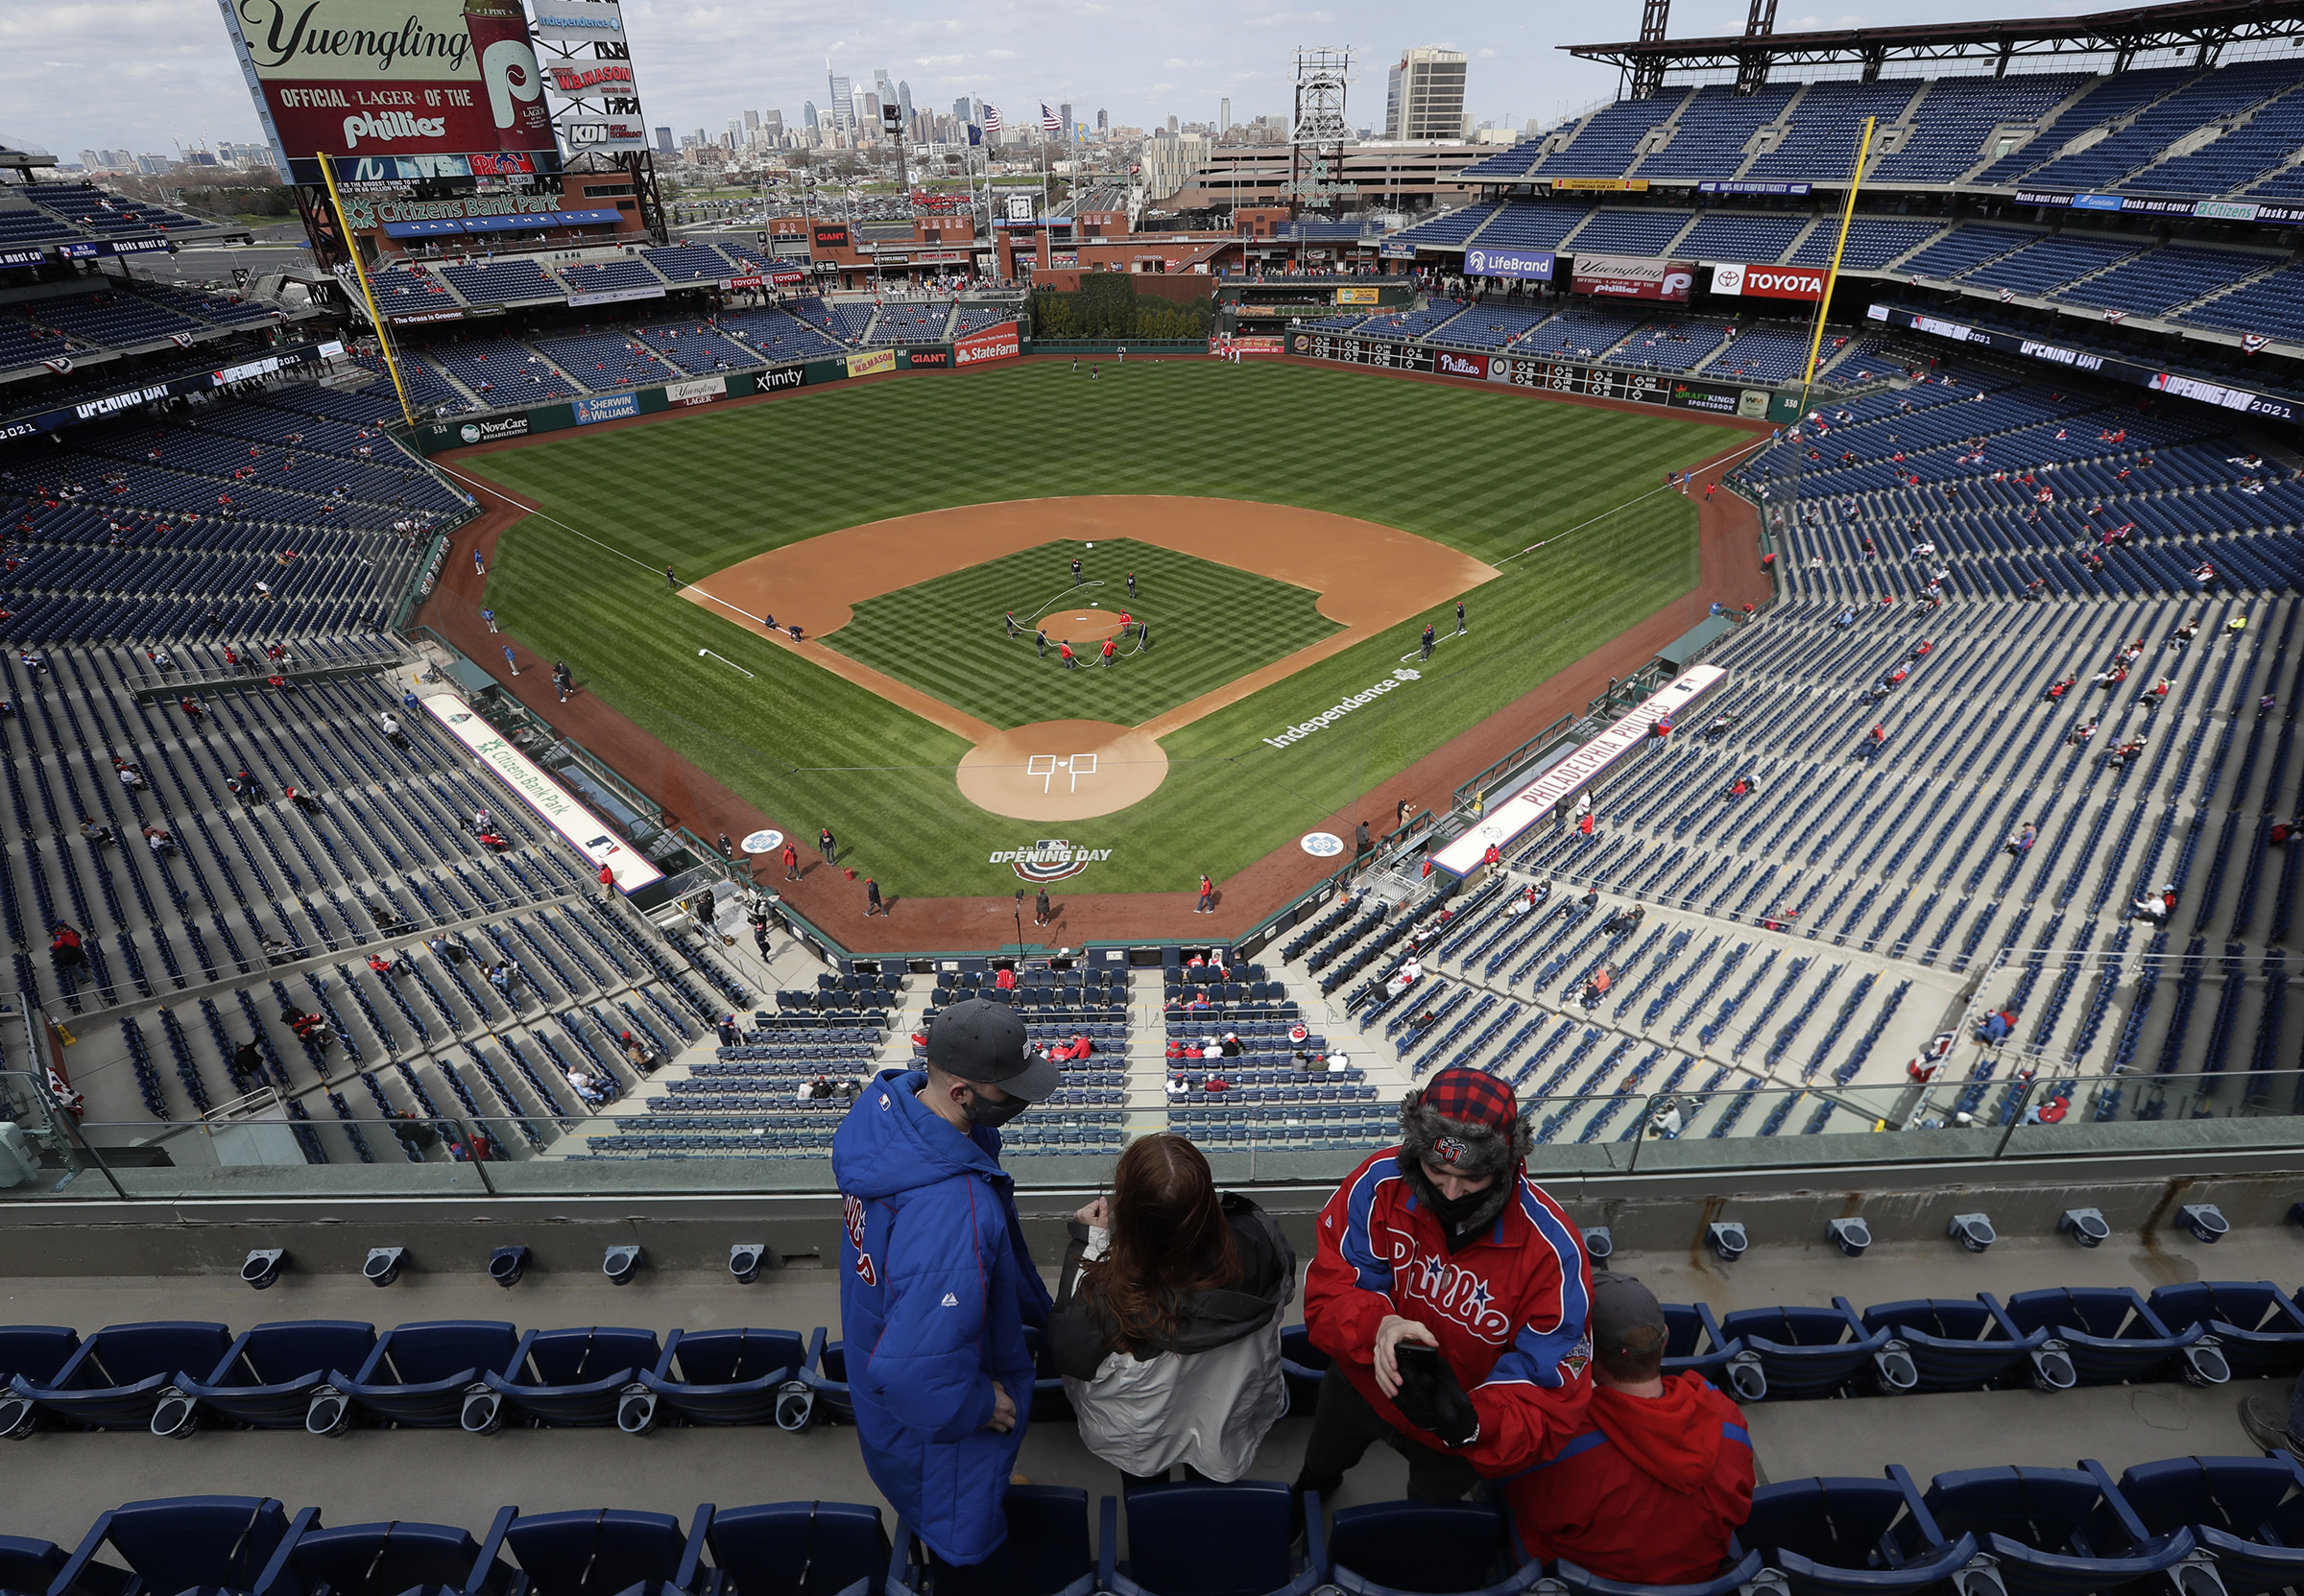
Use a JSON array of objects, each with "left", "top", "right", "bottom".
[
  {"left": 1591, "top": 1270, "right": 1669, "bottom": 1356},
  {"left": 925, "top": 998, "right": 1060, "bottom": 1103}
]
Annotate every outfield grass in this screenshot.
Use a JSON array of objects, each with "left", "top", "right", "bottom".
[
  {"left": 828, "top": 537, "right": 1341, "bottom": 728},
  {"left": 472, "top": 359, "right": 1727, "bottom": 899}
]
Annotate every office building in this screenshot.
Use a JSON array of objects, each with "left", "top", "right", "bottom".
[
  {"left": 1384, "top": 47, "right": 1468, "bottom": 142},
  {"left": 827, "top": 73, "right": 853, "bottom": 131}
]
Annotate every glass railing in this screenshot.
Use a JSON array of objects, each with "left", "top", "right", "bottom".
[{"left": 9, "top": 1065, "right": 2299, "bottom": 1202}]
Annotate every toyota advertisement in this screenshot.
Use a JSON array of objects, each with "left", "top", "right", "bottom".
[
  {"left": 1463, "top": 246, "right": 1554, "bottom": 282},
  {"left": 1571, "top": 255, "right": 1696, "bottom": 302},
  {"left": 1709, "top": 263, "right": 1827, "bottom": 302},
  {"left": 219, "top": 0, "right": 560, "bottom": 183}
]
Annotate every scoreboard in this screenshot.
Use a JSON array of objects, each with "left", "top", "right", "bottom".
[{"left": 1289, "top": 332, "right": 1777, "bottom": 419}]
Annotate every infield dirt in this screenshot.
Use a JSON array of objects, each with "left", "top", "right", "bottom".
[{"left": 681, "top": 495, "right": 1497, "bottom": 743}]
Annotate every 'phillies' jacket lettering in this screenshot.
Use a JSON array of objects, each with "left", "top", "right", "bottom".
[{"left": 1305, "top": 1148, "right": 1593, "bottom": 1475}]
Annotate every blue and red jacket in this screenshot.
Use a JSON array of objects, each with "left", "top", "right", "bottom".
[
  {"left": 1305, "top": 1148, "right": 1594, "bottom": 1477},
  {"left": 832, "top": 1069, "right": 1050, "bottom": 1565},
  {"left": 1505, "top": 1372, "right": 1755, "bottom": 1584}
]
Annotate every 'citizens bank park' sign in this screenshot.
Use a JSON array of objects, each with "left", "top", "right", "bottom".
[{"left": 218, "top": 0, "right": 560, "bottom": 182}]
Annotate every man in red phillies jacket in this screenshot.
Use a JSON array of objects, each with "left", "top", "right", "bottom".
[
  {"left": 1296, "top": 1067, "right": 1593, "bottom": 1509},
  {"left": 1504, "top": 1272, "right": 1753, "bottom": 1584}
]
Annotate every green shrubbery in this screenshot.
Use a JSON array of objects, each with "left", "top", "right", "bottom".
[{"left": 1031, "top": 273, "right": 1212, "bottom": 340}]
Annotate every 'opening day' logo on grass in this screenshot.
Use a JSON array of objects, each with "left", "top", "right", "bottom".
[
  {"left": 1261, "top": 668, "right": 1420, "bottom": 750},
  {"left": 992, "top": 840, "right": 1114, "bottom": 881}
]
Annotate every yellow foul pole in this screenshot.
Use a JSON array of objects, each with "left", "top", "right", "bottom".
[
  {"left": 317, "top": 154, "right": 418, "bottom": 431},
  {"left": 1797, "top": 115, "right": 1876, "bottom": 417}
]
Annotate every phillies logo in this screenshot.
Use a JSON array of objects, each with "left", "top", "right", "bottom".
[
  {"left": 842, "top": 1194, "right": 877, "bottom": 1286},
  {"left": 1434, "top": 1134, "right": 1468, "bottom": 1165},
  {"left": 1386, "top": 1234, "right": 1512, "bottom": 1340}
]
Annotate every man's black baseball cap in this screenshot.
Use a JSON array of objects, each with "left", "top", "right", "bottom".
[{"left": 926, "top": 998, "right": 1061, "bottom": 1102}]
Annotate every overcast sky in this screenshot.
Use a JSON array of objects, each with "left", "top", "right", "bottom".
[{"left": 13, "top": 0, "right": 2110, "bottom": 161}]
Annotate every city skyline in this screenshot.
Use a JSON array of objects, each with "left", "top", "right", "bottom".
[{"left": 10, "top": 0, "right": 2064, "bottom": 169}]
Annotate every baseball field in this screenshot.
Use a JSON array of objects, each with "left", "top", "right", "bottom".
[{"left": 457, "top": 357, "right": 1736, "bottom": 901}]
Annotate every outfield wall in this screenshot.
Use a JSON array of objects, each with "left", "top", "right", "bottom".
[{"left": 1285, "top": 329, "right": 1808, "bottom": 423}]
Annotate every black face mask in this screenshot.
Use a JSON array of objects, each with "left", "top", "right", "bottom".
[
  {"left": 1427, "top": 1183, "right": 1493, "bottom": 1234},
  {"left": 961, "top": 1082, "right": 1030, "bottom": 1128}
]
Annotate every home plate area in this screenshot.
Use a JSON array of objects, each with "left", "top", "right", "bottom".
[{"left": 954, "top": 719, "right": 1169, "bottom": 821}]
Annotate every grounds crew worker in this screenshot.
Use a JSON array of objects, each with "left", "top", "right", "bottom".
[
  {"left": 1295, "top": 1066, "right": 1593, "bottom": 1511},
  {"left": 833, "top": 999, "right": 1062, "bottom": 1565}
]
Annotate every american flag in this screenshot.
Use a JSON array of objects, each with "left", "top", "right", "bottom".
[
  {"left": 983, "top": 104, "right": 1001, "bottom": 135},
  {"left": 1042, "top": 103, "right": 1061, "bottom": 135}
]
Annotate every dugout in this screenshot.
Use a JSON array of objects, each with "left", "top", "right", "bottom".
[{"left": 1656, "top": 614, "right": 1736, "bottom": 675}]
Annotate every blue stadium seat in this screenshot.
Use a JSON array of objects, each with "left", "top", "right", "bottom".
[
  {"left": 1098, "top": 1483, "right": 1326, "bottom": 1596},
  {"left": 637, "top": 1326, "right": 812, "bottom": 1427},
  {"left": 11, "top": 1321, "right": 233, "bottom": 1430},
  {"left": 483, "top": 1325, "right": 661, "bottom": 1427},
  {"left": 2115, "top": 1456, "right": 2304, "bottom": 1596},
  {"left": 264, "top": 1506, "right": 519, "bottom": 1596},
  {"left": 702, "top": 1501, "right": 888, "bottom": 1596},
  {"left": 330, "top": 1321, "right": 520, "bottom": 1428},
  {"left": 1716, "top": 1302, "right": 1900, "bottom": 1399},
  {"left": 895, "top": 1486, "right": 1096, "bottom": 1596},
  {"left": 1665, "top": 1305, "right": 1757, "bottom": 1398},
  {"left": 1279, "top": 1324, "right": 1331, "bottom": 1416},
  {"left": 1325, "top": 1500, "right": 1544, "bottom": 1595},
  {"left": 1920, "top": 1462, "right": 2212, "bottom": 1596},
  {"left": 53, "top": 1496, "right": 296, "bottom": 1596},
  {"left": 2145, "top": 1284, "right": 2304, "bottom": 1379},
  {"left": 1997, "top": 1289, "right": 2226, "bottom": 1387},
  {"left": 0, "top": 1535, "right": 126, "bottom": 1596},
  {"left": 1552, "top": 1550, "right": 1769, "bottom": 1596},
  {"left": 1859, "top": 1298, "right": 2056, "bottom": 1393},
  {"left": 501, "top": 1506, "right": 710, "bottom": 1596},
  {"left": 175, "top": 1320, "right": 377, "bottom": 1429},
  {"left": 1741, "top": 1467, "right": 1985, "bottom": 1596}
]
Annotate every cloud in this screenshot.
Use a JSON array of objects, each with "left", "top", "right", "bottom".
[
  {"left": 1478, "top": 47, "right": 1497, "bottom": 57},
  {"left": 1242, "top": 10, "right": 1332, "bottom": 24}
]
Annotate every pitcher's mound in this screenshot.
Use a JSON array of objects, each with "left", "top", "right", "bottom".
[{"left": 956, "top": 720, "right": 1169, "bottom": 821}]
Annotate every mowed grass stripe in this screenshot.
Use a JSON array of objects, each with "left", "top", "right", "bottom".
[
  {"left": 828, "top": 539, "right": 1338, "bottom": 728},
  {"left": 475, "top": 361, "right": 1725, "bottom": 896}
]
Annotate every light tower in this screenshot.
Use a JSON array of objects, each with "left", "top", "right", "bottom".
[{"left": 1287, "top": 45, "right": 1354, "bottom": 220}]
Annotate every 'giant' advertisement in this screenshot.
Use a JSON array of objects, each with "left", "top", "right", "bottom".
[{"left": 218, "top": 0, "right": 559, "bottom": 183}]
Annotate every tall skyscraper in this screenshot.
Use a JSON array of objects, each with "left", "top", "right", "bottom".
[
  {"left": 899, "top": 80, "right": 915, "bottom": 128},
  {"left": 804, "top": 101, "right": 819, "bottom": 131},
  {"left": 827, "top": 72, "right": 853, "bottom": 131},
  {"left": 1097, "top": 108, "right": 1108, "bottom": 133},
  {"left": 654, "top": 127, "right": 673, "bottom": 155},
  {"left": 1219, "top": 98, "right": 1231, "bottom": 135},
  {"left": 1166, "top": 113, "right": 1178, "bottom": 133},
  {"left": 1384, "top": 47, "right": 1468, "bottom": 141},
  {"left": 744, "top": 109, "right": 759, "bottom": 131},
  {"left": 1060, "top": 102, "right": 1073, "bottom": 141}
]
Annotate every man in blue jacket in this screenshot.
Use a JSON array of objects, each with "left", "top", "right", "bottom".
[{"left": 833, "top": 998, "right": 1060, "bottom": 1565}]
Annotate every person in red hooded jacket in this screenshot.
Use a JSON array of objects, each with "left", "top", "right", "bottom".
[
  {"left": 1505, "top": 1272, "right": 1753, "bottom": 1584},
  {"left": 1296, "top": 1067, "right": 1593, "bottom": 1509}
]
